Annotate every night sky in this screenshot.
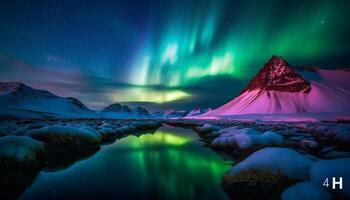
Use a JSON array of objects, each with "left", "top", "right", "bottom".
[{"left": 0, "top": 0, "right": 349, "bottom": 111}]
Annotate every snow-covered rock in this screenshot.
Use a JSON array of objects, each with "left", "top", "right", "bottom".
[
  {"left": 27, "top": 125, "right": 101, "bottom": 147},
  {"left": 195, "top": 123, "right": 221, "bottom": 134},
  {"left": 282, "top": 158, "right": 350, "bottom": 199},
  {"left": 229, "top": 147, "right": 315, "bottom": 180},
  {"left": 321, "top": 125, "right": 350, "bottom": 148},
  {"left": 295, "top": 123, "right": 350, "bottom": 149},
  {"left": 213, "top": 126, "right": 242, "bottom": 135},
  {"left": 300, "top": 139, "right": 320, "bottom": 152},
  {"left": 0, "top": 135, "right": 44, "bottom": 164},
  {"left": 212, "top": 128, "right": 283, "bottom": 150},
  {"left": 223, "top": 146, "right": 350, "bottom": 199},
  {"left": 98, "top": 126, "right": 123, "bottom": 140},
  {"left": 310, "top": 158, "right": 350, "bottom": 198}
]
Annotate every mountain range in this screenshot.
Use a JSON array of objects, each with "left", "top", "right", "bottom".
[
  {"left": 1, "top": 55, "right": 349, "bottom": 119},
  {"left": 0, "top": 82, "right": 150, "bottom": 118}
]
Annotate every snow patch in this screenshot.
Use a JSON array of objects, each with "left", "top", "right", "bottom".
[
  {"left": 196, "top": 123, "right": 221, "bottom": 134},
  {"left": 0, "top": 135, "right": 44, "bottom": 162},
  {"left": 212, "top": 128, "right": 283, "bottom": 149},
  {"left": 282, "top": 158, "right": 350, "bottom": 199},
  {"left": 229, "top": 147, "right": 315, "bottom": 180},
  {"left": 310, "top": 158, "right": 350, "bottom": 198},
  {"left": 27, "top": 125, "right": 101, "bottom": 145}
]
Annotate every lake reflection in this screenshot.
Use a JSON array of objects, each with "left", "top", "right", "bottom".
[{"left": 20, "top": 127, "right": 230, "bottom": 200}]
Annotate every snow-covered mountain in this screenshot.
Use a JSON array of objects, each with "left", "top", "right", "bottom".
[
  {"left": 0, "top": 82, "right": 95, "bottom": 118},
  {"left": 100, "top": 103, "right": 149, "bottom": 118},
  {"left": 130, "top": 106, "right": 149, "bottom": 115},
  {"left": 0, "top": 82, "right": 153, "bottom": 119},
  {"left": 204, "top": 56, "right": 350, "bottom": 116},
  {"left": 150, "top": 108, "right": 212, "bottom": 118},
  {"left": 186, "top": 107, "right": 212, "bottom": 117},
  {"left": 151, "top": 110, "right": 189, "bottom": 118},
  {"left": 102, "top": 103, "right": 132, "bottom": 113}
]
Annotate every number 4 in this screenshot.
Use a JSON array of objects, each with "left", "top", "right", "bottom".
[{"left": 323, "top": 178, "right": 329, "bottom": 187}]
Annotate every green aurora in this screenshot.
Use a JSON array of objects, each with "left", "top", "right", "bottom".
[{"left": 127, "top": 0, "right": 349, "bottom": 88}]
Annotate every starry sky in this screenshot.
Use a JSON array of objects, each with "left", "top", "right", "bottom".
[{"left": 0, "top": 0, "right": 349, "bottom": 111}]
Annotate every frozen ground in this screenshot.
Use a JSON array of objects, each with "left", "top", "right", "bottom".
[
  {"left": 166, "top": 118, "right": 350, "bottom": 199},
  {"left": 212, "top": 127, "right": 283, "bottom": 150},
  {"left": 188, "top": 112, "right": 350, "bottom": 123},
  {"left": 0, "top": 119, "right": 162, "bottom": 200},
  {"left": 0, "top": 135, "right": 44, "bottom": 164},
  {"left": 1, "top": 118, "right": 349, "bottom": 200}
]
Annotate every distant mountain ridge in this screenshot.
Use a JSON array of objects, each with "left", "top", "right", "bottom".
[
  {"left": 150, "top": 107, "right": 212, "bottom": 118},
  {"left": 101, "top": 103, "right": 150, "bottom": 117},
  {"left": 151, "top": 110, "right": 189, "bottom": 118},
  {"left": 103, "top": 103, "right": 132, "bottom": 113},
  {"left": 0, "top": 82, "right": 93, "bottom": 118},
  {"left": 186, "top": 107, "right": 212, "bottom": 117},
  {"left": 0, "top": 82, "right": 150, "bottom": 118}
]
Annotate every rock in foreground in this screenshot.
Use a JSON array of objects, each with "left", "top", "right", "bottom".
[
  {"left": 0, "top": 136, "right": 44, "bottom": 166},
  {"left": 27, "top": 125, "right": 102, "bottom": 148}
]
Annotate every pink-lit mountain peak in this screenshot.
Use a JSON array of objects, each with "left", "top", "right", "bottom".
[
  {"left": 243, "top": 55, "right": 310, "bottom": 93},
  {"left": 203, "top": 56, "right": 350, "bottom": 115}
]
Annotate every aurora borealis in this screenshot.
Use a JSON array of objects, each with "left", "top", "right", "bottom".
[{"left": 0, "top": 0, "right": 349, "bottom": 110}]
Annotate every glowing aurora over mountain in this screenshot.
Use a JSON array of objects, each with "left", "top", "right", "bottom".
[{"left": 0, "top": 0, "right": 349, "bottom": 110}]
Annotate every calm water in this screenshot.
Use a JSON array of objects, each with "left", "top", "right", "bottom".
[{"left": 19, "top": 127, "right": 230, "bottom": 200}]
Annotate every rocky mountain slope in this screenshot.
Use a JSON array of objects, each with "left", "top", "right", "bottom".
[{"left": 204, "top": 56, "right": 350, "bottom": 115}]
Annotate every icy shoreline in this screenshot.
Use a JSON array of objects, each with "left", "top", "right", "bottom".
[
  {"left": 1, "top": 118, "right": 350, "bottom": 199},
  {"left": 0, "top": 119, "right": 162, "bottom": 199},
  {"left": 0, "top": 119, "right": 162, "bottom": 165}
]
